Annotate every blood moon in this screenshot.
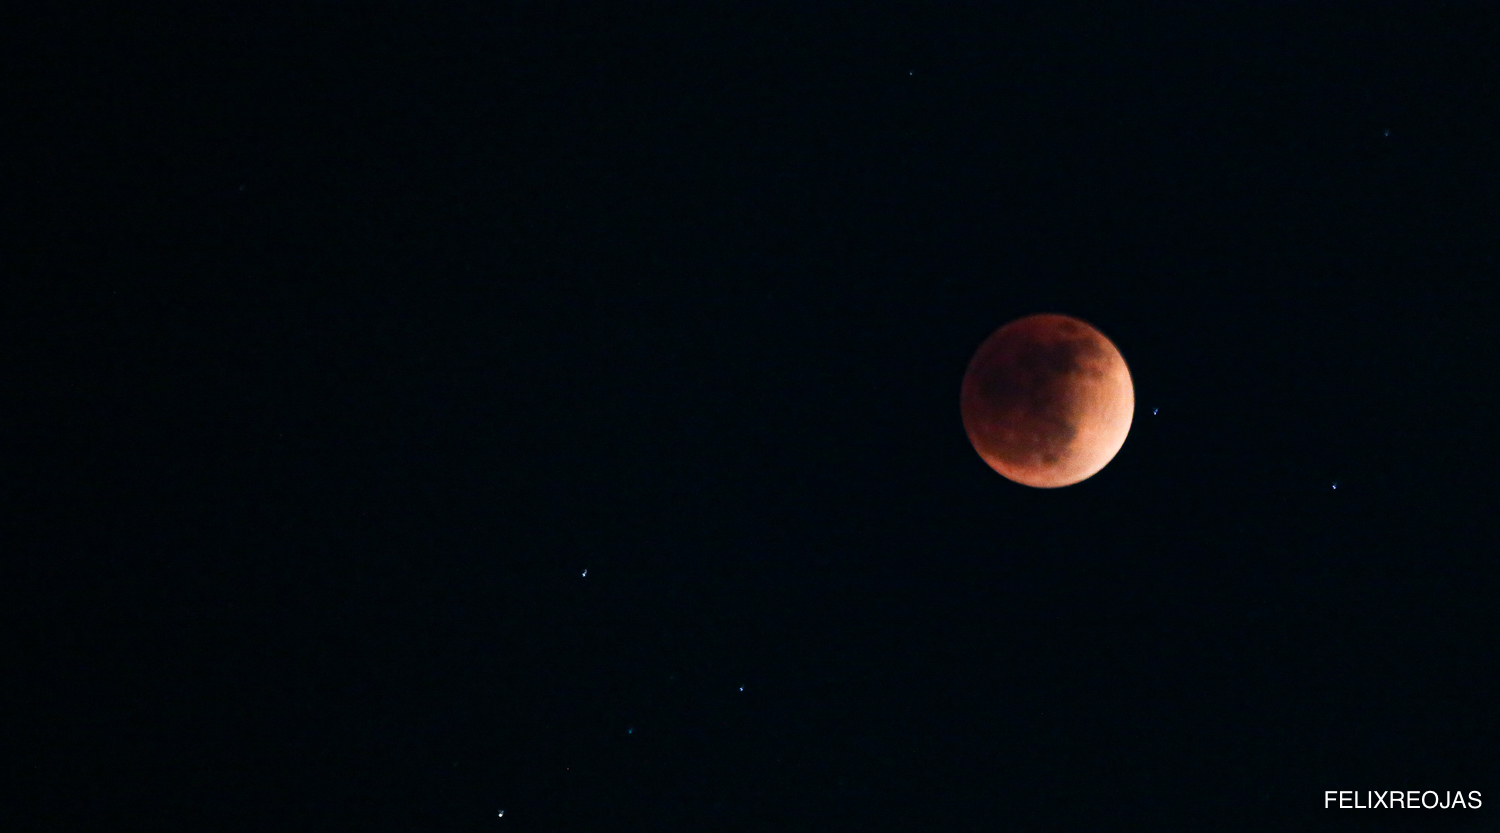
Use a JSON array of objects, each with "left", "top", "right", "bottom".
[{"left": 960, "top": 314, "right": 1134, "bottom": 488}]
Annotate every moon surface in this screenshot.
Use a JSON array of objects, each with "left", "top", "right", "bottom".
[{"left": 960, "top": 313, "right": 1134, "bottom": 488}]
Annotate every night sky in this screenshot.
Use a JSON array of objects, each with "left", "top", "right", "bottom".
[{"left": 6, "top": 4, "right": 1500, "bottom": 831}]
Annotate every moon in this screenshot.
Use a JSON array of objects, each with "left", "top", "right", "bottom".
[{"left": 960, "top": 313, "right": 1134, "bottom": 488}]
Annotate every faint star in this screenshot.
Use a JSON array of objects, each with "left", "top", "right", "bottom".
[
  {"left": 581, "top": 569, "right": 587, "bottom": 577},
  {"left": 1152, "top": 408, "right": 1158, "bottom": 415}
]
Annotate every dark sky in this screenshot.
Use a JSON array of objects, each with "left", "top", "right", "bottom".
[{"left": 5, "top": 4, "right": 1499, "bottom": 831}]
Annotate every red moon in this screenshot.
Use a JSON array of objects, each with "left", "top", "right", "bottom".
[{"left": 960, "top": 313, "right": 1134, "bottom": 488}]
